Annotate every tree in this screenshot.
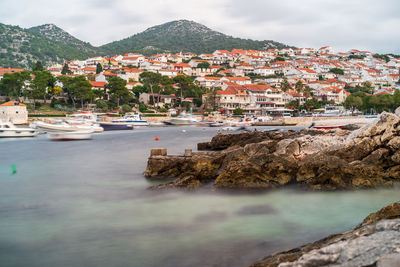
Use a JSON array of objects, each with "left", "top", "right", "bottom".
[
  {"left": 0, "top": 70, "right": 31, "bottom": 99},
  {"left": 32, "top": 61, "right": 44, "bottom": 72},
  {"left": 329, "top": 68, "right": 345, "bottom": 75},
  {"left": 71, "top": 75, "right": 93, "bottom": 108},
  {"left": 233, "top": 108, "right": 244, "bottom": 115},
  {"left": 61, "top": 63, "right": 71, "bottom": 75},
  {"left": 344, "top": 95, "right": 363, "bottom": 115},
  {"left": 96, "top": 63, "right": 103, "bottom": 74},
  {"left": 280, "top": 78, "right": 290, "bottom": 92},
  {"left": 139, "top": 72, "right": 163, "bottom": 109},
  {"left": 286, "top": 100, "right": 299, "bottom": 110},
  {"left": 295, "top": 80, "right": 304, "bottom": 93},
  {"left": 197, "top": 62, "right": 210, "bottom": 69},
  {"left": 105, "top": 76, "right": 131, "bottom": 108},
  {"left": 28, "top": 71, "right": 55, "bottom": 110},
  {"left": 303, "top": 86, "right": 312, "bottom": 99}
]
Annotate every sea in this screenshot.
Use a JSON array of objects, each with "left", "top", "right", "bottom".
[{"left": 0, "top": 126, "right": 399, "bottom": 267}]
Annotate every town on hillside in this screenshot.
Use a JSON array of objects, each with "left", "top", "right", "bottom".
[{"left": 1, "top": 46, "right": 400, "bottom": 116}]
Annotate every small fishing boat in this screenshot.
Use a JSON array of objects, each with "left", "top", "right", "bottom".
[
  {"left": 98, "top": 122, "right": 134, "bottom": 131},
  {"left": 47, "top": 130, "right": 94, "bottom": 141},
  {"left": 0, "top": 122, "right": 38, "bottom": 138}
]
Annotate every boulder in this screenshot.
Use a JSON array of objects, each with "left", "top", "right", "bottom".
[{"left": 251, "top": 202, "right": 400, "bottom": 267}]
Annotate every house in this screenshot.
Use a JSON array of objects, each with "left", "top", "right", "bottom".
[
  {"left": 221, "top": 76, "right": 251, "bottom": 85},
  {"left": 0, "top": 101, "right": 28, "bottom": 124},
  {"left": 0, "top": 68, "right": 25, "bottom": 79},
  {"left": 119, "top": 68, "right": 144, "bottom": 82}
]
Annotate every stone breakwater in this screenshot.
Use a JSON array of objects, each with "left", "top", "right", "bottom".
[
  {"left": 145, "top": 111, "right": 400, "bottom": 190},
  {"left": 251, "top": 202, "right": 400, "bottom": 267}
]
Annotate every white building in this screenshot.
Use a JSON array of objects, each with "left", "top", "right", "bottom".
[{"left": 0, "top": 101, "right": 28, "bottom": 124}]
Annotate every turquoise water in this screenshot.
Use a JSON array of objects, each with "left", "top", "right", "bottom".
[{"left": 0, "top": 127, "right": 399, "bottom": 267}]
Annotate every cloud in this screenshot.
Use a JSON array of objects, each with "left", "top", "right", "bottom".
[{"left": 0, "top": 0, "right": 398, "bottom": 53}]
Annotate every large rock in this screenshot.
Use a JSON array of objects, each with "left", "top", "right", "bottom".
[
  {"left": 146, "top": 111, "right": 400, "bottom": 191},
  {"left": 251, "top": 202, "right": 400, "bottom": 267}
]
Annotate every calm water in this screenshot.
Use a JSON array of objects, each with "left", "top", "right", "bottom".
[{"left": 0, "top": 127, "right": 399, "bottom": 267}]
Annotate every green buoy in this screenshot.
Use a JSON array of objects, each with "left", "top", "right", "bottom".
[{"left": 11, "top": 164, "right": 17, "bottom": 175}]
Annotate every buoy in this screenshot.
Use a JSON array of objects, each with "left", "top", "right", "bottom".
[
  {"left": 155, "top": 136, "right": 159, "bottom": 141},
  {"left": 11, "top": 164, "right": 17, "bottom": 175}
]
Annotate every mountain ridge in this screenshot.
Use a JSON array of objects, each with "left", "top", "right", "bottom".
[{"left": 0, "top": 19, "right": 292, "bottom": 68}]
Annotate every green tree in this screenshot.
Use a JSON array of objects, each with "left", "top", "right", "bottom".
[
  {"left": 329, "top": 68, "right": 345, "bottom": 75},
  {"left": 344, "top": 95, "right": 363, "bottom": 115},
  {"left": 28, "top": 70, "right": 55, "bottom": 110},
  {"left": 139, "top": 72, "right": 163, "bottom": 109},
  {"left": 233, "top": 108, "right": 244, "bottom": 115},
  {"left": 280, "top": 78, "right": 290, "bottom": 92},
  {"left": 32, "top": 61, "right": 44, "bottom": 72},
  {"left": 61, "top": 63, "right": 71, "bottom": 75},
  {"left": 105, "top": 76, "right": 131, "bottom": 108},
  {"left": 0, "top": 70, "right": 31, "bottom": 99},
  {"left": 197, "top": 62, "right": 210, "bottom": 69},
  {"left": 295, "top": 80, "right": 304, "bottom": 93},
  {"left": 71, "top": 75, "right": 93, "bottom": 108},
  {"left": 96, "top": 63, "right": 103, "bottom": 74}
]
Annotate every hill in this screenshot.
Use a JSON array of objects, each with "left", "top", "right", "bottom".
[
  {"left": 0, "top": 20, "right": 292, "bottom": 68},
  {"left": 100, "top": 20, "right": 290, "bottom": 55},
  {"left": 0, "top": 23, "right": 97, "bottom": 68}
]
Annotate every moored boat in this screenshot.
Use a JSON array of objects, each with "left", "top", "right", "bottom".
[
  {"left": 112, "top": 113, "right": 149, "bottom": 126},
  {"left": 47, "top": 130, "right": 94, "bottom": 141},
  {"left": 99, "top": 122, "right": 134, "bottom": 131},
  {"left": 0, "top": 122, "right": 38, "bottom": 138},
  {"left": 312, "top": 125, "right": 344, "bottom": 130},
  {"left": 32, "top": 121, "right": 104, "bottom": 133},
  {"left": 164, "top": 113, "right": 201, "bottom": 126}
]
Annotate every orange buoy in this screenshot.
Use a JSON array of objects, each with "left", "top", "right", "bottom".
[{"left": 155, "top": 136, "right": 159, "bottom": 141}]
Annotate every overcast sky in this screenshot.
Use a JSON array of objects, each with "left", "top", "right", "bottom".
[{"left": 1, "top": 0, "right": 399, "bottom": 53}]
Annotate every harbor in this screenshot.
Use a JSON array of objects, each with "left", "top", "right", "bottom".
[{"left": 1, "top": 126, "right": 399, "bottom": 267}]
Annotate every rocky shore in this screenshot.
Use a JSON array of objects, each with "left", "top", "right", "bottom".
[
  {"left": 251, "top": 201, "right": 400, "bottom": 267},
  {"left": 145, "top": 111, "right": 400, "bottom": 190}
]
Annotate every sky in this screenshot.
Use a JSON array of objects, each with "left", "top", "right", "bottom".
[{"left": 1, "top": 0, "right": 399, "bottom": 53}]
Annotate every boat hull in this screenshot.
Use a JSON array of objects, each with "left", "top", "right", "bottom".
[
  {"left": 34, "top": 122, "right": 104, "bottom": 133},
  {"left": 313, "top": 125, "right": 344, "bottom": 130},
  {"left": 0, "top": 129, "right": 38, "bottom": 138},
  {"left": 99, "top": 122, "right": 134, "bottom": 131},
  {"left": 48, "top": 130, "right": 93, "bottom": 141}
]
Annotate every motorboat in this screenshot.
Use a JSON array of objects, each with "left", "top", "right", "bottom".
[
  {"left": 98, "top": 122, "right": 134, "bottom": 131},
  {"left": 66, "top": 112, "right": 98, "bottom": 124},
  {"left": 47, "top": 130, "right": 94, "bottom": 141},
  {"left": 31, "top": 120, "right": 104, "bottom": 133},
  {"left": 164, "top": 112, "right": 201, "bottom": 126},
  {"left": 112, "top": 113, "right": 149, "bottom": 126},
  {"left": 209, "top": 121, "right": 225, "bottom": 127},
  {"left": 0, "top": 122, "right": 38, "bottom": 138}
]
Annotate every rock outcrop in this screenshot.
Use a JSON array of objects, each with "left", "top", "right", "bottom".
[
  {"left": 145, "top": 113, "right": 400, "bottom": 190},
  {"left": 251, "top": 201, "right": 400, "bottom": 267}
]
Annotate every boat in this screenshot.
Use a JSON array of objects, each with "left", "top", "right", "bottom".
[
  {"left": 32, "top": 121, "right": 104, "bottom": 133},
  {"left": 209, "top": 121, "right": 225, "bottom": 127},
  {"left": 98, "top": 122, "right": 134, "bottom": 131},
  {"left": 47, "top": 130, "right": 94, "bottom": 141},
  {"left": 112, "top": 113, "right": 149, "bottom": 126},
  {"left": 164, "top": 112, "right": 201, "bottom": 126},
  {"left": 312, "top": 125, "right": 344, "bottom": 130},
  {"left": 0, "top": 122, "right": 38, "bottom": 138}
]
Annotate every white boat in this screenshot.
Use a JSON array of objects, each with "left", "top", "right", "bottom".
[
  {"left": 164, "top": 113, "right": 201, "bottom": 125},
  {"left": 32, "top": 121, "right": 104, "bottom": 133},
  {"left": 47, "top": 130, "right": 94, "bottom": 141},
  {"left": 0, "top": 122, "right": 38, "bottom": 138},
  {"left": 112, "top": 113, "right": 149, "bottom": 126},
  {"left": 65, "top": 112, "right": 98, "bottom": 125}
]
